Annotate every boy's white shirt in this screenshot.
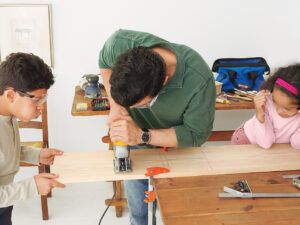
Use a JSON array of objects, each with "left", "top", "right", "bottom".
[{"left": 0, "top": 115, "right": 40, "bottom": 207}]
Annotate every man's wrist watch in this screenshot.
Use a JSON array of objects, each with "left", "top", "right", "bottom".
[{"left": 140, "top": 128, "right": 151, "bottom": 145}]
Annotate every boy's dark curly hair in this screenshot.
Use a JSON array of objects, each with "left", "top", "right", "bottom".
[
  {"left": 0, "top": 52, "right": 54, "bottom": 95},
  {"left": 110, "top": 46, "right": 166, "bottom": 107},
  {"left": 260, "top": 63, "right": 300, "bottom": 107}
]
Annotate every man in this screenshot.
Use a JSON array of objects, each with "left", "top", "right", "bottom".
[{"left": 99, "top": 29, "right": 216, "bottom": 225}]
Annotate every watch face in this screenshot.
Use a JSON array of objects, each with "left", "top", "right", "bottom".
[{"left": 142, "top": 131, "right": 150, "bottom": 143}]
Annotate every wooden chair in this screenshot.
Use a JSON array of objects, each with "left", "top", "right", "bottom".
[{"left": 18, "top": 102, "right": 50, "bottom": 220}]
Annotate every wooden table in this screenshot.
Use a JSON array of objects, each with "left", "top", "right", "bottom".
[
  {"left": 154, "top": 171, "right": 300, "bottom": 225},
  {"left": 71, "top": 86, "right": 254, "bottom": 141}
]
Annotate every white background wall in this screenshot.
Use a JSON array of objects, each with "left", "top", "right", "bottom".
[{"left": 1, "top": 0, "right": 300, "bottom": 151}]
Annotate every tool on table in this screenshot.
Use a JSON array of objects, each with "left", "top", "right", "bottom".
[
  {"left": 216, "top": 96, "right": 230, "bottom": 104},
  {"left": 91, "top": 97, "right": 110, "bottom": 111},
  {"left": 222, "top": 93, "right": 253, "bottom": 102},
  {"left": 79, "top": 74, "right": 102, "bottom": 99},
  {"left": 144, "top": 167, "right": 170, "bottom": 225},
  {"left": 219, "top": 179, "right": 300, "bottom": 198},
  {"left": 234, "top": 88, "right": 257, "bottom": 99},
  {"left": 112, "top": 141, "right": 132, "bottom": 173},
  {"left": 75, "top": 102, "right": 88, "bottom": 111},
  {"left": 283, "top": 174, "right": 300, "bottom": 189}
]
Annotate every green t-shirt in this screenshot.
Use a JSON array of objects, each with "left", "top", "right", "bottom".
[{"left": 99, "top": 29, "right": 216, "bottom": 147}]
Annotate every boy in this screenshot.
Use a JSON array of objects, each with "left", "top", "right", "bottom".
[{"left": 0, "top": 53, "right": 65, "bottom": 225}]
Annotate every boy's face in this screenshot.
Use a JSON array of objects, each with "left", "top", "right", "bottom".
[{"left": 9, "top": 88, "right": 48, "bottom": 122}]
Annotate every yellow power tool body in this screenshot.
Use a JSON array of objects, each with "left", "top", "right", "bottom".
[{"left": 113, "top": 141, "right": 132, "bottom": 173}]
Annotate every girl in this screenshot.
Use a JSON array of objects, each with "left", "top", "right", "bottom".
[{"left": 231, "top": 64, "right": 300, "bottom": 149}]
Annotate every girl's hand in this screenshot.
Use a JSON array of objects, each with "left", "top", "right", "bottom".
[{"left": 254, "top": 90, "right": 270, "bottom": 123}]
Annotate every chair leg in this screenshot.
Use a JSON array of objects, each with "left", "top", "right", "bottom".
[
  {"left": 38, "top": 164, "right": 49, "bottom": 220},
  {"left": 45, "top": 165, "right": 52, "bottom": 198},
  {"left": 41, "top": 195, "right": 49, "bottom": 220},
  {"left": 115, "top": 181, "right": 123, "bottom": 217}
]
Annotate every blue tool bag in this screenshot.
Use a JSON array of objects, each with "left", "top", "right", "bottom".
[{"left": 212, "top": 57, "right": 270, "bottom": 92}]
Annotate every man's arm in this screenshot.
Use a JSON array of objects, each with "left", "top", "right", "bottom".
[
  {"left": 109, "top": 115, "right": 178, "bottom": 147},
  {"left": 148, "top": 128, "right": 178, "bottom": 147}
]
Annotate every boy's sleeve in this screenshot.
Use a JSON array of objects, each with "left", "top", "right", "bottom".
[
  {"left": 0, "top": 178, "right": 39, "bottom": 207},
  {"left": 20, "top": 146, "right": 40, "bottom": 165},
  {"left": 290, "top": 127, "right": 300, "bottom": 149},
  {"left": 173, "top": 77, "right": 216, "bottom": 147}
]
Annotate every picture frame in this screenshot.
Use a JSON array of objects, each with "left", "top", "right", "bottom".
[{"left": 0, "top": 4, "right": 53, "bottom": 67}]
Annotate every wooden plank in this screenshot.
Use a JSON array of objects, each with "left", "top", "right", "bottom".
[
  {"left": 215, "top": 101, "right": 254, "bottom": 110},
  {"left": 18, "top": 121, "right": 43, "bottom": 129},
  {"left": 52, "top": 144, "right": 300, "bottom": 184},
  {"left": 207, "top": 130, "right": 233, "bottom": 141},
  {"left": 154, "top": 171, "right": 300, "bottom": 225}
]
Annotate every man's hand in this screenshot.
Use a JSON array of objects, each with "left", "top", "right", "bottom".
[
  {"left": 34, "top": 173, "right": 65, "bottom": 195},
  {"left": 39, "top": 148, "right": 63, "bottom": 165},
  {"left": 109, "top": 115, "right": 141, "bottom": 145},
  {"left": 107, "top": 105, "right": 129, "bottom": 127},
  {"left": 254, "top": 90, "right": 270, "bottom": 123}
]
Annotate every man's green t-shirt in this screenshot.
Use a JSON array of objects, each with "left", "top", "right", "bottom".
[{"left": 99, "top": 29, "right": 216, "bottom": 147}]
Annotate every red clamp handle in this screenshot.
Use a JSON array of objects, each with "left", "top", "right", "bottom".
[{"left": 145, "top": 167, "right": 170, "bottom": 177}]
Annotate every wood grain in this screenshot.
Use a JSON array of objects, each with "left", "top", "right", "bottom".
[
  {"left": 155, "top": 171, "right": 300, "bottom": 225},
  {"left": 52, "top": 144, "right": 300, "bottom": 184}
]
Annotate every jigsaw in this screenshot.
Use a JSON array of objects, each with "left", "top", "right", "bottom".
[{"left": 113, "top": 141, "right": 132, "bottom": 173}]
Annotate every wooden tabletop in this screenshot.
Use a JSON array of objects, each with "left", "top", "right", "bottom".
[
  {"left": 71, "top": 86, "right": 254, "bottom": 116},
  {"left": 154, "top": 170, "right": 300, "bottom": 225}
]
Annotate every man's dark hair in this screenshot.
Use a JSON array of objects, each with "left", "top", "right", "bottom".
[
  {"left": 110, "top": 46, "right": 166, "bottom": 107},
  {"left": 0, "top": 52, "right": 54, "bottom": 95},
  {"left": 260, "top": 63, "right": 300, "bottom": 107}
]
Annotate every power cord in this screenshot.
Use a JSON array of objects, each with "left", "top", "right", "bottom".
[{"left": 98, "top": 182, "right": 116, "bottom": 225}]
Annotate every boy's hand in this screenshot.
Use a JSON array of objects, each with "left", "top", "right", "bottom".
[
  {"left": 39, "top": 148, "right": 63, "bottom": 165},
  {"left": 109, "top": 115, "right": 141, "bottom": 145},
  {"left": 34, "top": 173, "right": 65, "bottom": 195},
  {"left": 254, "top": 90, "right": 270, "bottom": 123}
]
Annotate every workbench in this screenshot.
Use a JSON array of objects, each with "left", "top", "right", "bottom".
[
  {"left": 52, "top": 144, "right": 300, "bottom": 224},
  {"left": 154, "top": 171, "right": 300, "bottom": 225}
]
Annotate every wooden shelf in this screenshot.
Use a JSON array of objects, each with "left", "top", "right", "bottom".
[
  {"left": 71, "top": 86, "right": 109, "bottom": 116},
  {"left": 71, "top": 86, "right": 254, "bottom": 116}
]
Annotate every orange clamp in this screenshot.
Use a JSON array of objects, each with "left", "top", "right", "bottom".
[
  {"left": 162, "top": 146, "right": 168, "bottom": 152},
  {"left": 145, "top": 167, "right": 170, "bottom": 177},
  {"left": 144, "top": 191, "right": 156, "bottom": 203}
]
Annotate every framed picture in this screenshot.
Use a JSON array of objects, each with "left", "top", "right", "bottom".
[{"left": 0, "top": 4, "right": 53, "bottom": 66}]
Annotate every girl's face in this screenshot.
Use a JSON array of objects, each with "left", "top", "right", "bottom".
[{"left": 272, "top": 87, "right": 299, "bottom": 118}]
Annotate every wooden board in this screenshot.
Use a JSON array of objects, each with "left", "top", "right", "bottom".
[
  {"left": 52, "top": 144, "right": 300, "bottom": 184},
  {"left": 154, "top": 171, "right": 300, "bottom": 225}
]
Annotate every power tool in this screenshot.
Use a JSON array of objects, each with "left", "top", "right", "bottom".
[{"left": 113, "top": 141, "right": 132, "bottom": 173}]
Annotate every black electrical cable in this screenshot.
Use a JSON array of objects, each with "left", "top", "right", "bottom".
[{"left": 98, "top": 182, "right": 117, "bottom": 225}]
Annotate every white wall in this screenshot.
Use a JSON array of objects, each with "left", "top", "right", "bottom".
[{"left": 1, "top": 0, "right": 300, "bottom": 151}]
